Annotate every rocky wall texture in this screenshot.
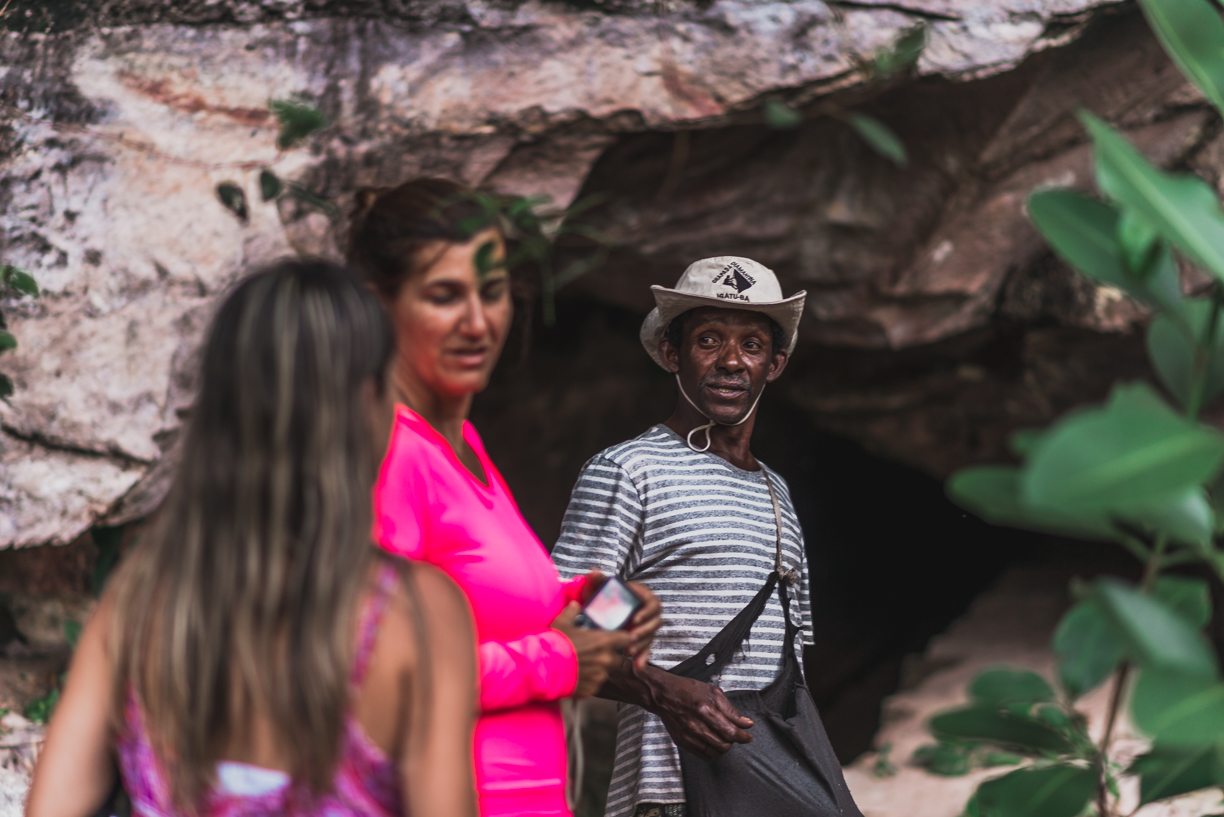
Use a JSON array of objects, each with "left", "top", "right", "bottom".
[{"left": 0, "top": 0, "right": 1197, "bottom": 547}]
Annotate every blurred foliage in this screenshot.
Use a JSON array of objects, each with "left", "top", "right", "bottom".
[
  {"left": 0, "top": 263, "right": 39, "bottom": 401},
  {"left": 927, "top": 1, "right": 1224, "bottom": 814}
]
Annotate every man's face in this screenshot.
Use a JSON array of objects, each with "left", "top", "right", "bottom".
[{"left": 661, "top": 307, "right": 788, "bottom": 425}]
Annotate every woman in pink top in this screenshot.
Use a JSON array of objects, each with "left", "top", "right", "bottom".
[{"left": 348, "top": 179, "right": 663, "bottom": 817}]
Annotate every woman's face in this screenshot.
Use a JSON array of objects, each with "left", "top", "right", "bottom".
[{"left": 386, "top": 229, "right": 512, "bottom": 400}]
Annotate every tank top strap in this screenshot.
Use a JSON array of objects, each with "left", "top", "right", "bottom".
[{"left": 350, "top": 560, "right": 402, "bottom": 689}]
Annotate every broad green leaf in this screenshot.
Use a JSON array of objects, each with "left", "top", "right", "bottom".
[
  {"left": 1053, "top": 600, "right": 1125, "bottom": 699},
  {"left": 1081, "top": 111, "right": 1224, "bottom": 282},
  {"left": 1, "top": 266, "right": 39, "bottom": 297},
  {"left": 62, "top": 620, "right": 81, "bottom": 649},
  {"left": 946, "top": 465, "right": 1115, "bottom": 541},
  {"left": 1148, "top": 297, "right": 1224, "bottom": 411},
  {"left": 1138, "top": 0, "right": 1224, "bottom": 118},
  {"left": 215, "top": 182, "right": 248, "bottom": 223},
  {"left": 763, "top": 98, "right": 802, "bottom": 129},
  {"left": 970, "top": 669, "right": 1056, "bottom": 710},
  {"left": 1124, "top": 486, "right": 1216, "bottom": 550},
  {"left": 974, "top": 764, "right": 1097, "bottom": 817},
  {"left": 929, "top": 707, "right": 1073, "bottom": 753},
  {"left": 270, "top": 98, "right": 328, "bottom": 150},
  {"left": 1154, "top": 576, "right": 1213, "bottom": 628},
  {"left": 1118, "top": 208, "right": 1163, "bottom": 277},
  {"left": 1129, "top": 743, "right": 1224, "bottom": 804},
  {"left": 849, "top": 113, "right": 907, "bottom": 167},
  {"left": 259, "top": 169, "right": 282, "bottom": 202},
  {"left": 0, "top": 331, "right": 15, "bottom": 352},
  {"left": 1092, "top": 578, "right": 1218, "bottom": 678},
  {"left": 1132, "top": 668, "right": 1224, "bottom": 745},
  {"left": 1027, "top": 189, "right": 1183, "bottom": 315},
  {"left": 1022, "top": 381, "right": 1224, "bottom": 513},
  {"left": 0, "top": 373, "right": 12, "bottom": 400}
]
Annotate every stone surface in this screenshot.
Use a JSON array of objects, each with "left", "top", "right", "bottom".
[{"left": 0, "top": 0, "right": 1202, "bottom": 546}]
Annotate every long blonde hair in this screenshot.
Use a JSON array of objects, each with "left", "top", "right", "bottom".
[{"left": 108, "top": 259, "right": 395, "bottom": 809}]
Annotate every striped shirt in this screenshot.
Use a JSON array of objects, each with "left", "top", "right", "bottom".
[{"left": 551, "top": 425, "right": 813, "bottom": 817}]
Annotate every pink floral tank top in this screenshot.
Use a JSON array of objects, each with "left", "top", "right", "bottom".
[{"left": 115, "top": 563, "right": 403, "bottom": 816}]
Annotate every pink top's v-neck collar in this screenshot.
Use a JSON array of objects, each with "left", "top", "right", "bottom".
[{"left": 395, "top": 405, "right": 494, "bottom": 493}]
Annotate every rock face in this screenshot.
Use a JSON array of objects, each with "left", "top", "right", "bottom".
[{"left": 0, "top": 0, "right": 1205, "bottom": 546}]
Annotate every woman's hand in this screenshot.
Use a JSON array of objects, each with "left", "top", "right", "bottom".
[
  {"left": 551, "top": 603, "right": 634, "bottom": 698},
  {"left": 575, "top": 571, "right": 663, "bottom": 670}
]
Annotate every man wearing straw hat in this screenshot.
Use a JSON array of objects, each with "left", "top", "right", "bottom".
[{"left": 552, "top": 257, "right": 814, "bottom": 817}]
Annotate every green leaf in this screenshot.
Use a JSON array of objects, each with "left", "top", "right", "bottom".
[
  {"left": 1126, "top": 486, "right": 1216, "bottom": 550},
  {"left": 974, "top": 764, "right": 1097, "bottom": 817},
  {"left": 970, "top": 669, "right": 1056, "bottom": 710},
  {"left": 270, "top": 98, "right": 328, "bottom": 150},
  {"left": 1154, "top": 576, "right": 1213, "bottom": 628},
  {"left": 23, "top": 687, "right": 59, "bottom": 724},
  {"left": 1008, "top": 429, "right": 1047, "bottom": 459},
  {"left": 1053, "top": 600, "right": 1125, "bottom": 699},
  {"left": 1138, "top": 0, "right": 1224, "bottom": 119},
  {"left": 0, "top": 331, "right": 15, "bottom": 353},
  {"left": 474, "top": 240, "right": 503, "bottom": 278},
  {"left": 912, "top": 741, "right": 973, "bottom": 776},
  {"left": 1022, "top": 381, "right": 1224, "bottom": 514},
  {"left": 63, "top": 620, "right": 81, "bottom": 649},
  {"left": 930, "top": 707, "right": 1074, "bottom": 753},
  {"left": 1148, "top": 297, "right": 1224, "bottom": 411},
  {"left": 0, "top": 373, "right": 12, "bottom": 400},
  {"left": 1118, "top": 208, "right": 1163, "bottom": 277},
  {"left": 872, "top": 23, "right": 927, "bottom": 77},
  {"left": 763, "top": 98, "right": 802, "bottom": 129},
  {"left": 1027, "top": 189, "right": 1183, "bottom": 315},
  {"left": 216, "top": 182, "right": 248, "bottom": 223},
  {"left": 1129, "top": 743, "right": 1224, "bottom": 803},
  {"left": 1081, "top": 110, "right": 1224, "bottom": 282},
  {"left": 849, "top": 113, "right": 907, "bottom": 167},
  {"left": 946, "top": 465, "right": 1116, "bottom": 541},
  {"left": 982, "top": 752, "right": 1025, "bottom": 768},
  {"left": 1, "top": 266, "right": 39, "bottom": 297},
  {"left": 1132, "top": 668, "right": 1224, "bottom": 745},
  {"left": 259, "top": 169, "right": 282, "bottom": 202},
  {"left": 1091, "top": 578, "right": 1218, "bottom": 678}
]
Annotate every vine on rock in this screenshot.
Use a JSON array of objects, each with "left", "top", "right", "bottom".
[{"left": 918, "top": 1, "right": 1224, "bottom": 815}]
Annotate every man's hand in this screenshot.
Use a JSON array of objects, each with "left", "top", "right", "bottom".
[
  {"left": 552, "top": 603, "right": 634, "bottom": 698},
  {"left": 598, "top": 657, "right": 753, "bottom": 760},
  {"left": 649, "top": 672, "right": 754, "bottom": 760},
  {"left": 576, "top": 570, "right": 663, "bottom": 669}
]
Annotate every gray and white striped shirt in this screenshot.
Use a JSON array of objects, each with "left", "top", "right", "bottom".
[{"left": 552, "top": 424, "right": 813, "bottom": 817}]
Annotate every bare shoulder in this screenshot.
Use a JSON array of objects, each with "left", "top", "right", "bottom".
[{"left": 379, "top": 560, "right": 475, "bottom": 665}]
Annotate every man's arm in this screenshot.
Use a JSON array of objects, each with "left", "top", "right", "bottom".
[{"left": 598, "top": 657, "right": 754, "bottom": 760}]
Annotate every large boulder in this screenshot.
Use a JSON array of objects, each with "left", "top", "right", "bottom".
[{"left": 0, "top": 0, "right": 1196, "bottom": 546}]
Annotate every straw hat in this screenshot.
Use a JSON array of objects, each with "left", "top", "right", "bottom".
[{"left": 639, "top": 256, "right": 806, "bottom": 369}]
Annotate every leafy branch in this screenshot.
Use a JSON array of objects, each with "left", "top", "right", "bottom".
[{"left": 921, "top": 1, "right": 1224, "bottom": 815}]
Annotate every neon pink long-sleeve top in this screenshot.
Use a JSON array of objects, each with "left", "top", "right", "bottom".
[{"left": 373, "top": 406, "right": 588, "bottom": 817}]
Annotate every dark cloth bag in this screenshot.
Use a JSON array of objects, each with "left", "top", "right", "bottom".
[{"left": 667, "top": 474, "right": 864, "bottom": 817}]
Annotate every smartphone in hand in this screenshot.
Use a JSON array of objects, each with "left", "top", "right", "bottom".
[{"left": 575, "top": 576, "right": 644, "bottom": 630}]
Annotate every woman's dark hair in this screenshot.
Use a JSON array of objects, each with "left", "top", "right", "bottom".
[
  {"left": 665, "top": 308, "right": 786, "bottom": 355},
  {"left": 347, "top": 177, "right": 499, "bottom": 299},
  {"left": 347, "top": 176, "right": 539, "bottom": 362},
  {"left": 108, "top": 258, "right": 395, "bottom": 810}
]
